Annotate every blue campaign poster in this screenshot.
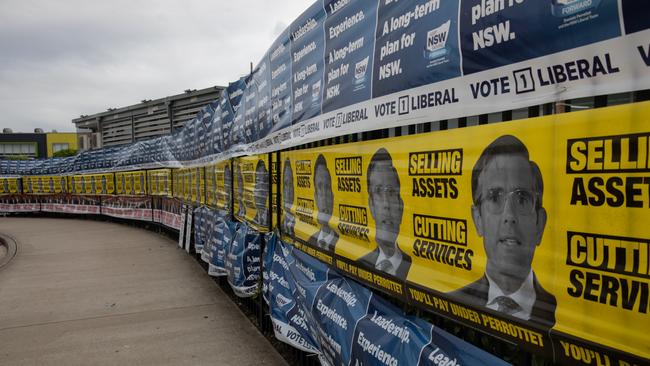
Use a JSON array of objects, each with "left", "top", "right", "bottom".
[
  {"left": 253, "top": 54, "right": 273, "bottom": 140},
  {"left": 290, "top": 1, "right": 326, "bottom": 124},
  {"left": 372, "top": 0, "right": 461, "bottom": 98},
  {"left": 219, "top": 89, "right": 236, "bottom": 152},
  {"left": 311, "top": 273, "right": 371, "bottom": 365},
  {"left": 265, "top": 237, "right": 320, "bottom": 353},
  {"left": 350, "top": 293, "right": 434, "bottom": 366},
  {"left": 209, "top": 217, "right": 237, "bottom": 277},
  {"left": 460, "top": 0, "right": 621, "bottom": 75},
  {"left": 269, "top": 29, "right": 293, "bottom": 134},
  {"left": 240, "top": 75, "right": 258, "bottom": 144},
  {"left": 227, "top": 77, "right": 246, "bottom": 111},
  {"left": 322, "top": 0, "right": 377, "bottom": 112},
  {"left": 208, "top": 100, "right": 222, "bottom": 155},
  {"left": 226, "top": 223, "right": 262, "bottom": 297}
]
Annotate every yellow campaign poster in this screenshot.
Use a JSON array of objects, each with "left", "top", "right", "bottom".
[
  {"left": 183, "top": 169, "right": 191, "bottom": 201},
  {"left": 37, "top": 176, "right": 55, "bottom": 194},
  {"left": 22, "top": 176, "right": 38, "bottom": 194},
  {"left": 26, "top": 176, "right": 44, "bottom": 194},
  {"left": 148, "top": 169, "right": 171, "bottom": 197},
  {"left": 0, "top": 177, "right": 20, "bottom": 194},
  {"left": 115, "top": 171, "right": 145, "bottom": 195},
  {"left": 115, "top": 172, "right": 126, "bottom": 195},
  {"left": 53, "top": 176, "right": 68, "bottom": 194},
  {"left": 215, "top": 159, "right": 232, "bottom": 213},
  {"left": 190, "top": 167, "right": 205, "bottom": 204},
  {"left": 37, "top": 175, "right": 68, "bottom": 194},
  {"left": 205, "top": 164, "right": 216, "bottom": 206},
  {"left": 133, "top": 171, "right": 146, "bottom": 195},
  {"left": 70, "top": 175, "right": 90, "bottom": 195},
  {"left": 68, "top": 175, "right": 76, "bottom": 194},
  {"left": 172, "top": 169, "right": 182, "bottom": 198},
  {"left": 234, "top": 155, "right": 269, "bottom": 232},
  {"left": 85, "top": 174, "right": 113, "bottom": 195},
  {"left": 281, "top": 102, "right": 650, "bottom": 361}
]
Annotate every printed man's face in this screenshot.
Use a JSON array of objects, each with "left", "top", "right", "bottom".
[
  {"left": 314, "top": 164, "right": 333, "bottom": 226},
  {"left": 472, "top": 155, "right": 546, "bottom": 283},
  {"left": 254, "top": 166, "right": 268, "bottom": 210},
  {"left": 368, "top": 161, "right": 403, "bottom": 251},
  {"left": 283, "top": 164, "right": 293, "bottom": 208}
]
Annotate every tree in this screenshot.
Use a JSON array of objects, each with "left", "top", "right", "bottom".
[{"left": 53, "top": 149, "right": 77, "bottom": 157}]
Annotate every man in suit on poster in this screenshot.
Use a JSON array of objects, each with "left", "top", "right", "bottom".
[
  {"left": 449, "top": 135, "right": 556, "bottom": 327},
  {"left": 281, "top": 158, "right": 295, "bottom": 237},
  {"left": 235, "top": 163, "right": 246, "bottom": 218},
  {"left": 307, "top": 154, "right": 339, "bottom": 251},
  {"left": 359, "top": 148, "right": 411, "bottom": 279}
]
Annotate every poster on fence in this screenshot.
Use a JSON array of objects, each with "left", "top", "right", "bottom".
[
  {"left": 115, "top": 171, "right": 146, "bottom": 196},
  {"left": 251, "top": 0, "right": 650, "bottom": 154},
  {"left": 215, "top": 159, "right": 232, "bottom": 214},
  {"left": 0, "top": 177, "right": 21, "bottom": 194},
  {"left": 234, "top": 155, "right": 271, "bottom": 232},
  {"left": 281, "top": 101, "right": 650, "bottom": 364},
  {"left": 147, "top": 169, "right": 171, "bottom": 196},
  {"left": 190, "top": 166, "right": 205, "bottom": 204}
]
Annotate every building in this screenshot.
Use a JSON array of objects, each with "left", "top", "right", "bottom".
[
  {"left": 72, "top": 85, "right": 224, "bottom": 150},
  {"left": 0, "top": 130, "right": 79, "bottom": 159}
]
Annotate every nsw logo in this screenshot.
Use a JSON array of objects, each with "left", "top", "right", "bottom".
[
  {"left": 354, "top": 56, "right": 369, "bottom": 85},
  {"left": 275, "top": 293, "right": 292, "bottom": 307},
  {"left": 311, "top": 80, "right": 321, "bottom": 103},
  {"left": 425, "top": 20, "right": 451, "bottom": 59}
]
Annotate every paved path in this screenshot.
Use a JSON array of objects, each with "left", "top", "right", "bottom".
[{"left": 0, "top": 217, "right": 287, "bottom": 366}]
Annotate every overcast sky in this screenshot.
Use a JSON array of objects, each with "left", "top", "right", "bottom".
[{"left": 0, "top": 0, "right": 312, "bottom": 132}]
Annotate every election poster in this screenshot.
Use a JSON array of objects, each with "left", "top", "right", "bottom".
[
  {"left": 322, "top": 0, "right": 376, "bottom": 112},
  {"left": 460, "top": 0, "right": 621, "bottom": 75},
  {"left": 252, "top": 53, "right": 273, "bottom": 141},
  {"left": 205, "top": 164, "right": 217, "bottom": 207},
  {"left": 147, "top": 169, "right": 171, "bottom": 196},
  {"left": 173, "top": 168, "right": 192, "bottom": 201},
  {"left": 251, "top": 2, "right": 650, "bottom": 156},
  {"left": 208, "top": 216, "right": 238, "bottom": 277},
  {"left": 215, "top": 159, "right": 232, "bottom": 214},
  {"left": 290, "top": 1, "right": 326, "bottom": 125},
  {"left": 115, "top": 171, "right": 147, "bottom": 196},
  {"left": 269, "top": 28, "right": 293, "bottom": 134},
  {"left": 281, "top": 101, "right": 650, "bottom": 363},
  {"left": 264, "top": 236, "right": 511, "bottom": 365},
  {"left": 190, "top": 166, "right": 205, "bottom": 204},
  {"left": 372, "top": 0, "right": 461, "bottom": 98},
  {"left": 0, "top": 177, "right": 21, "bottom": 195},
  {"left": 172, "top": 168, "right": 183, "bottom": 199},
  {"left": 233, "top": 154, "right": 271, "bottom": 232},
  {"left": 225, "top": 223, "right": 262, "bottom": 297},
  {"left": 81, "top": 173, "right": 115, "bottom": 195},
  {"left": 183, "top": 168, "right": 191, "bottom": 201},
  {"left": 20, "top": 176, "right": 39, "bottom": 194}
]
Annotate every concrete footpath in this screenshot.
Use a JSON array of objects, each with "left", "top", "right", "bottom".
[{"left": 0, "top": 217, "right": 288, "bottom": 366}]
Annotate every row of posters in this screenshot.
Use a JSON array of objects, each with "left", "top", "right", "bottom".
[
  {"left": 279, "top": 101, "right": 650, "bottom": 365},
  {"left": 5, "top": 0, "right": 648, "bottom": 178},
  {"left": 3, "top": 101, "right": 648, "bottom": 363}
]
